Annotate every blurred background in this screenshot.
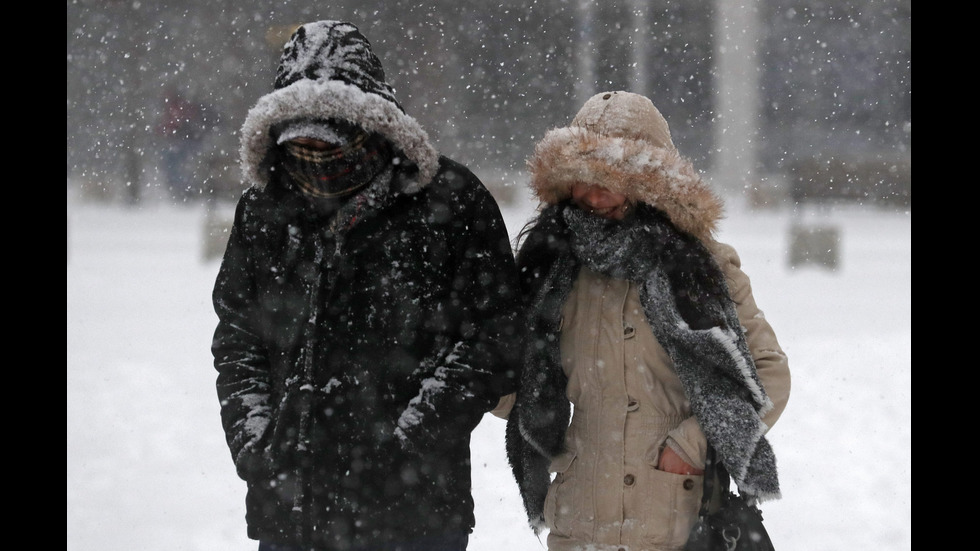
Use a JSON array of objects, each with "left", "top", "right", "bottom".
[{"left": 66, "top": 0, "right": 910, "bottom": 211}]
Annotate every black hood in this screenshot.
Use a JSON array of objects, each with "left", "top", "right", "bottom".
[{"left": 239, "top": 21, "right": 439, "bottom": 192}]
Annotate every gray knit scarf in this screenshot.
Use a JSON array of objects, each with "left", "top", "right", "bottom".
[{"left": 507, "top": 203, "right": 779, "bottom": 532}]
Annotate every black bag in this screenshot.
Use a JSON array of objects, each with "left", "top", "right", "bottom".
[{"left": 684, "top": 446, "right": 775, "bottom": 551}]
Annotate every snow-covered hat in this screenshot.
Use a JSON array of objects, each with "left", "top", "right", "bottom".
[
  {"left": 239, "top": 21, "right": 439, "bottom": 192},
  {"left": 527, "top": 91, "right": 724, "bottom": 241},
  {"left": 274, "top": 119, "right": 361, "bottom": 147}
]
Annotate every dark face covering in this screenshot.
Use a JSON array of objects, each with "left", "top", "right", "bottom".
[{"left": 280, "top": 125, "right": 392, "bottom": 201}]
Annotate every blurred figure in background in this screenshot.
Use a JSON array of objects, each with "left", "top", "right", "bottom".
[
  {"left": 211, "top": 21, "right": 520, "bottom": 551},
  {"left": 157, "top": 84, "right": 205, "bottom": 202},
  {"left": 500, "top": 91, "right": 790, "bottom": 550}
]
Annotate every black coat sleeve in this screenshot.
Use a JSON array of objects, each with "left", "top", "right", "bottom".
[
  {"left": 394, "top": 159, "right": 522, "bottom": 453},
  {"left": 211, "top": 190, "right": 274, "bottom": 478}
]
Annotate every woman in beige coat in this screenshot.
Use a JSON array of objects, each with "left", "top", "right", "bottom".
[{"left": 499, "top": 91, "right": 790, "bottom": 551}]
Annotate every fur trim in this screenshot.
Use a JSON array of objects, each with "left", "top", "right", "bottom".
[
  {"left": 527, "top": 127, "right": 723, "bottom": 242},
  {"left": 240, "top": 79, "right": 440, "bottom": 192}
]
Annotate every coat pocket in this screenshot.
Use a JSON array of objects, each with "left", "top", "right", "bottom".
[
  {"left": 262, "top": 379, "right": 312, "bottom": 471},
  {"left": 543, "top": 451, "right": 577, "bottom": 538},
  {"left": 629, "top": 466, "right": 704, "bottom": 548}
]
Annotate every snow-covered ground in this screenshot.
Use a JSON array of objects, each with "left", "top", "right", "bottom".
[{"left": 67, "top": 187, "right": 911, "bottom": 551}]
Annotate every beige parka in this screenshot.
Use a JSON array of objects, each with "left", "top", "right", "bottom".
[{"left": 496, "top": 92, "right": 790, "bottom": 551}]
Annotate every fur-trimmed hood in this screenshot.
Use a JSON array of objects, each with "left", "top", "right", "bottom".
[
  {"left": 239, "top": 21, "right": 439, "bottom": 193},
  {"left": 527, "top": 91, "right": 723, "bottom": 242}
]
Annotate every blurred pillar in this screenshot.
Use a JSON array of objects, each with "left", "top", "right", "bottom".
[
  {"left": 576, "top": 0, "right": 596, "bottom": 104},
  {"left": 712, "top": 0, "right": 761, "bottom": 198},
  {"left": 123, "top": 127, "right": 142, "bottom": 205},
  {"left": 629, "top": 0, "right": 649, "bottom": 99}
]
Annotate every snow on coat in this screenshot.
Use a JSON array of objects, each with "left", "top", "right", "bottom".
[{"left": 212, "top": 20, "right": 521, "bottom": 549}]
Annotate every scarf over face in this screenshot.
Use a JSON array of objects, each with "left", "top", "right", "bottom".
[
  {"left": 279, "top": 124, "right": 393, "bottom": 200},
  {"left": 506, "top": 202, "right": 780, "bottom": 531}
]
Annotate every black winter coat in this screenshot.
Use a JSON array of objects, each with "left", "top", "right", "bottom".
[{"left": 212, "top": 157, "right": 520, "bottom": 548}]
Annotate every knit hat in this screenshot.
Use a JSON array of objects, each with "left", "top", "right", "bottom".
[
  {"left": 527, "top": 91, "right": 723, "bottom": 242},
  {"left": 274, "top": 118, "right": 362, "bottom": 147},
  {"left": 239, "top": 21, "right": 439, "bottom": 192}
]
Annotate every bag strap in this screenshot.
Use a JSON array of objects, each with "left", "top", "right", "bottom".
[{"left": 697, "top": 444, "right": 733, "bottom": 516}]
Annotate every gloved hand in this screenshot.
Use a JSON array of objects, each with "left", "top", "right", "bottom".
[
  {"left": 234, "top": 440, "right": 273, "bottom": 480},
  {"left": 393, "top": 397, "right": 437, "bottom": 455}
]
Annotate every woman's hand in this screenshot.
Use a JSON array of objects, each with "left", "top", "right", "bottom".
[{"left": 658, "top": 446, "right": 704, "bottom": 475}]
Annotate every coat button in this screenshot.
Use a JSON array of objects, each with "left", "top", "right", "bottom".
[
  {"left": 683, "top": 478, "right": 695, "bottom": 490},
  {"left": 624, "top": 474, "right": 635, "bottom": 486},
  {"left": 626, "top": 398, "right": 639, "bottom": 412},
  {"left": 623, "top": 325, "right": 636, "bottom": 339}
]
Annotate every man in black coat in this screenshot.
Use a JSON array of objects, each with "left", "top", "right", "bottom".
[{"left": 211, "top": 21, "right": 520, "bottom": 551}]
